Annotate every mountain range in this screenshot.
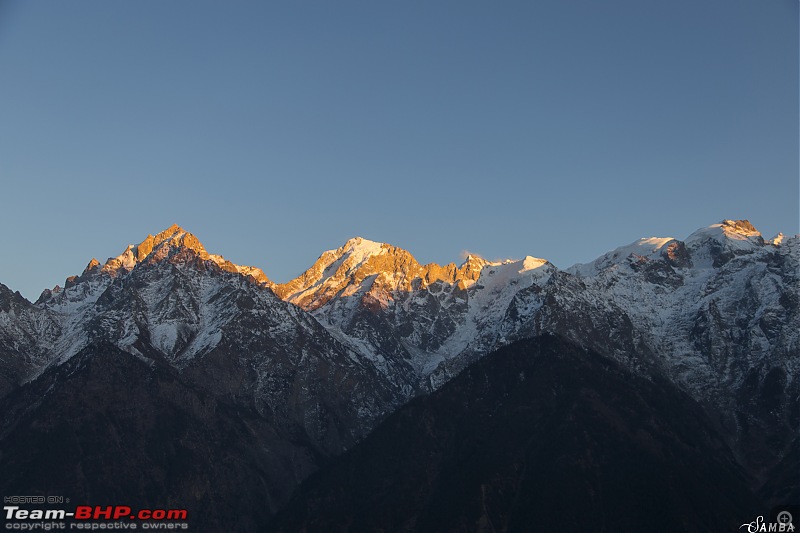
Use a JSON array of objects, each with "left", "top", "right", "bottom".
[{"left": 0, "top": 220, "right": 797, "bottom": 531}]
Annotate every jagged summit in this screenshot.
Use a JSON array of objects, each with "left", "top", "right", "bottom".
[
  {"left": 101, "top": 224, "right": 208, "bottom": 275},
  {"left": 342, "top": 236, "right": 387, "bottom": 253},
  {"left": 721, "top": 219, "right": 760, "bottom": 236},
  {"left": 458, "top": 254, "right": 492, "bottom": 275},
  {"left": 274, "top": 237, "right": 505, "bottom": 309},
  {"left": 682, "top": 219, "right": 769, "bottom": 268},
  {"left": 125, "top": 224, "right": 271, "bottom": 284},
  {"left": 568, "top": 236, "right": 682, "bottom": 276},
  {"left": 274, "top": 237, "right": 415, "bottom": 308},
  {"left": 82, "top": 258, "right": 101, "bottom": 274},
  {"left": 38, "top": 225, "right": 270, "bottom": 303},
  {"left": 770, "top": 233, "right": 785, "bottom": 246},
  {"left": 686, "top": 219, "right": 763, "bottom": 243},
  {"left": 568, "top": 219, "right": 779, "bottom": 276}
]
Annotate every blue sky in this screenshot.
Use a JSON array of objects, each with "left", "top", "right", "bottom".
[{"left": 0, "top": 0, "right": 797, "bottom": 299}]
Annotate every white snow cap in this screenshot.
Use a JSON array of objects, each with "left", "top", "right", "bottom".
[
  {"left": 340, "top": 237, "right": 388, "bottom": 262},
  {"left": 686, "top": 219, "right": 762, "bottom": 244},
  {"left": 568, "top": 237, "right": 676, "bottom": 277}
]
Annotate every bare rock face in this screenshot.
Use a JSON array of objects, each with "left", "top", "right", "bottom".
[
  {"left": 0, "top": 283, "right": 61, "bottom": 399},
  {"left": 661, "top": 239, "right": 692, "bottom": 268},
  {"left": 726, "top": 218, "right": 760, "bottom": 235}
]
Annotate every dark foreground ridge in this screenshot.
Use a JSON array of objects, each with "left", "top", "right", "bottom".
[
  {"left": 271, "top": 335, "right": 762, "bottom": 533},
  {"left": 0, "top": 342, "right": 294, "bottom": 531}
]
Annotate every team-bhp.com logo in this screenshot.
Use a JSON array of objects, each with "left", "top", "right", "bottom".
[
  {"left": 5, "top": 505, "right": 189, "bottom": 529},
  {"left": 740, "top": 512, "right": 795, "bottom": 533}
]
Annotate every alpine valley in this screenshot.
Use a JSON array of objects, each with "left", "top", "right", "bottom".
[{"left": 0, "top": 220, "right": 797, "bottom": 532}]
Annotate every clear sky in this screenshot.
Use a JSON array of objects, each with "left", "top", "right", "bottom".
[{"left": 0, "top": 0, "right": 797, "bottom": 300}]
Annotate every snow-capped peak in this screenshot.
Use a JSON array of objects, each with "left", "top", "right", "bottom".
[
  {"left": 458, "top": 254, "right": 491, "bottom": 269},
  {"left": 276, "top": 239, "right": 530, "bottom": 310},
  {"left": 339, "top": 237, "right": 389, "bottom": 264},
  {"left": 769, "top": 233, "right": 785, "bottom": 246},
  {"left": 83, "top": 258, "right": 101, "bottom": 274},
  {"left": 682, "top": 219, "right": 766, "bottom": 267},
  {"left": 568, "top": 237, "right": 678, "bottom": 277},
  {"left": 568, "top": 220, "right": 770, "bottom": 277},
  {"left": 37, "top": 225, "right": 271, "bottom": 304},
  {"left": 99, "top": 224, "right": 208, "bottom": 276},
  {"left": 520, "top": 255, "right": 549, "bottom": 272},
  {"left": 685, "top": 219, "right": 763, "bottom": 247},
  {"left": 476, "top": 256, "right": 549, "bottom": 284},
  {"left": 274, "top": 237, "right": 402, "bottom": 307}
]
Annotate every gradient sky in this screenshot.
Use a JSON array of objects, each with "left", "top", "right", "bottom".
[{"left": 0, "top": 0, "right": 797, "bottom": 300}]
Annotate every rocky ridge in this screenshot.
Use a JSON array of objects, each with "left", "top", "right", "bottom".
[
  {"left": 272, "top": 220, "right": 799, "bottom": 500},
  {"left": 1, "top": 225, "right": 406, "bottom": 521},
  {"left": 0, "top": 219, "right": 797, "bottom": 518}
]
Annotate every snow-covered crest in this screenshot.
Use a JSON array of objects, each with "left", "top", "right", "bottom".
[
  {"left": 0, "top": 218, "right": 796, "bottom": 488},
  {"left": 21, "top": 224, "right": 275, "bottom": 374},
  {"left": 274, "top": 236, "right": 498, "bottom": 309}
]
